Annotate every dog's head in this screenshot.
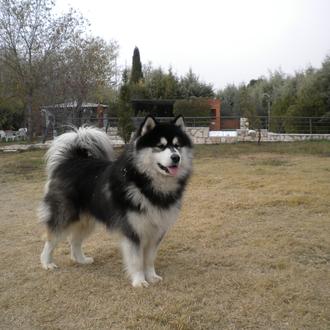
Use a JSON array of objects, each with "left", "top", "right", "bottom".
[{"left": 133, "top": 115, "right": 193, "bottom": 181}]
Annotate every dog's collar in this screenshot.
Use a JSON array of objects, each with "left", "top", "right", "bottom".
[{"left": 121, "top": 167, "right": 127, "bottom": 177}]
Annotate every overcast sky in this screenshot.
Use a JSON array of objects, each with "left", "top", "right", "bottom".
[{"left": 55, "top": 0, "right": 330, "bottom": 90}]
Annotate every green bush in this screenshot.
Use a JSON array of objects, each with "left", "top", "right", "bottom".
[
  {"left": 173, "top": 98, "right": 210, "bottom": 117},
  {"left": 0, "top": 100, "right": 24, "bottom": 129},
  {"left": 117, "top": 105, "right": 134, "bottom": 144}
]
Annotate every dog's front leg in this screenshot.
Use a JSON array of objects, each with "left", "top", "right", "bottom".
[
  {"left": 144, "top": 235, "right": 163, "bottom": 283},
  {"left": 121, "top": 237, "right": 148, "bottom": 288}
]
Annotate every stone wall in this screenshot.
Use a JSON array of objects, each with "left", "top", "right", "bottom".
[
  {"left": 106, "top": 125, "right": 330, "bottom": 145},
  {"left": 186, "top": 127, "right": 210, "bottom": 144},
  {"left": 106, "top": 127, "right": 125, "bottom": 145},
  {"left": 186, "top": 127, "right": 236, "bottom": 144},
  {"left": 267, "top": 133, "right": 330, "bottom": 142},
  {"left": 2, "top": 127, "right": 329, "bottom": 152},
  {"left": 106, "top": 127, "right": 330, "bottom": 145},
  {"left": 186, "top": 127, "right": 330, "bottom": 144}
]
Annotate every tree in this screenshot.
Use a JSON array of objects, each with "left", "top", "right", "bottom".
[
  {"left": 0, "top": 56, "right": 24, "bottom": 129},
  {"left": 173, "top": 98, "right": 210, "bottom": 117},
  {"left": 130, "top": 46, "right": 143, "bottom": 84},
  {"left": 317, "top": 55, "right": 330, "bottom": 114},
  {"left": 293, "top": 69, "right": 324, "bottom": 117},
  {"left": 62, "top": 35, "right": 119, "bottom": 124},
  {"left": 239, "top": 85, "right": 261, "bottom": 129},
  {"left": 179, "top": 68, "right": 214, "bottom": 98},
  {"left": 271, "top": 77, "right": 297, "bottom": 116},
  {"left": 217, "top": 84, "right": 241, "bottom": 116},
  {"left": 0, "top": 98, "right": 24, "bottom": 129},
  {"left": 117, "top": 69, "right": 134, "bottom": 143},
  {"left": 0, "top": 0, "right": 87, "bottom": 138},
  {"left": 143, "top": 67, "right": 180, "bottom": 99}
]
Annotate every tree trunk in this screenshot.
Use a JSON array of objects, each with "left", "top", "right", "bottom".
[
  {"left": 76, "top": 100, "right": 83, "bottom": 127},
  {"left": 26, "top": 91, "right": 33, "bottom": 141}
]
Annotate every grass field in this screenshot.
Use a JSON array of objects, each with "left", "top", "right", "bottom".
[{"left": 1, "top": 142, "right": 330, "bottom": 329}]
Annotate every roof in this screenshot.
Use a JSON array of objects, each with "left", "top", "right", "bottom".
[
  {"left": 130, "top": 99, "right": 176, "bottom": 105},
  {"left": 41, "top": 102, "right": 108, "bottom": 109}
]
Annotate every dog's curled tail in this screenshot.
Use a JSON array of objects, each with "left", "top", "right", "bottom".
[{"left": 45, "top": 126, "right": 114, "bottom": 178}]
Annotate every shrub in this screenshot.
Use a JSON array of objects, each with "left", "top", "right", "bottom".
[
  {"left": 173, "top": 97, "right": 210, "bottom": 117},
  {"left": 0, "top": 101, "right": 24, "bottom": 130}
]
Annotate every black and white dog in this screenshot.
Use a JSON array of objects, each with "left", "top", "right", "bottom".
[{"left": 39, "top": 115, "right": 193, "bottom": 287}]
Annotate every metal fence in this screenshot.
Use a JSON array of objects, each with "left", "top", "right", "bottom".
[
  {"left": 46, "top": 115, "right": 330, "bottom": 139},
  {"left": 240, "top": 116, "right": 330, "bottom": 134},
  {"left": 48, "top": 116, "right": 216, "bottom": 136},
  {"left": 182, "top": 116, "right": 330, "bottom": 134}
]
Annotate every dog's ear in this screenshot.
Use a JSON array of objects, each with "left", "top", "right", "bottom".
[
  {"left": 173, "top": 115, "right": 185, "bottom": 131},
  {"left": 138, "top": 115, "right": 157, "bottom": 137}
]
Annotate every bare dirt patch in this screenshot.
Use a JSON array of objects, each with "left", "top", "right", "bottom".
[{"left": 1, "top": 144, "right": 330, "bottom": 329}]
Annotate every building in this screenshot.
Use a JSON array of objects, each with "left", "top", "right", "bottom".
[
  {"left": 41, "top": 102, "right": 109, "bottom": 128},
  {"left": 40, "top": 102, "right": 109, "bottom": 141},
  {"left": 131, "top": 98, "right": 221, "bottom": 130},
  {"left": 208, "top": 99, "right": 221, "bottom": 130}
]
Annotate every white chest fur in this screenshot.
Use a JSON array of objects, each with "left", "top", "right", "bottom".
[
  {"left": 126, "top": 184, "right": 180, "bottom": 244},
  {"left": 127, "top": 205, "right": 179, "bottom": 245}
]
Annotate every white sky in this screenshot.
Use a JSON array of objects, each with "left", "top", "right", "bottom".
[{"left": 55, "top": 0, "right": 330, "bottom": 90}]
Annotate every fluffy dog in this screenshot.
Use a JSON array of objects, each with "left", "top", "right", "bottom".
[{"left": 39, "top": 115, "right": 193, "bottom": 287}]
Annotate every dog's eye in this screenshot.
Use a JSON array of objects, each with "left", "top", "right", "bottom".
[
  {"left": 173, "top": 144, "right": 181, "bottom": 149},
  {"left": 157, "top": 144, "right": 166, "bottom": 150}
]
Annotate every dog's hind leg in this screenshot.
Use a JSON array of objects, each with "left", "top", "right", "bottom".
[
  {"left": 69, "top": 216, "right": 95, "bottom": 264},
  {"left": 40, "top": 229, "right": 62, "bottom": 270}
]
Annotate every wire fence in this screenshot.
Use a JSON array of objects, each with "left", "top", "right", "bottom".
[
  {"left": 45, "top": 115, "right": 330, "bottom": 139},
  {"left": 240, "top": 116, "right": 330, "bottom": 134},
  {"left": 175, "top": 116, "right": 330, "bottom": 134}
]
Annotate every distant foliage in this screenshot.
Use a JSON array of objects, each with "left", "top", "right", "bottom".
[
  {"left": 130, "top": 47, "right": 143, "bottom": 84},
  {"left": 0, "top": 0, "right": 119, "bottom": 138},
  {"left": 125, "top": 62, "right": 215, "bottom": 101},
  {"left": 119, "top": 48, "right": 215, "bottom": 118},
  {"left": 173, "top": 98, "right": 210, "bottom": 117},
  {"left": 143, "top": 66, "right": 180, "bottom": 99},
  {"left": 0, "top": 99, "right": 24, "bottom": 130},
  {"left": 117, "top": 72, "right": 134, "bottom": 143},
  {"left": 117, "top": 105, "right": 134, "bottom": 144},
  {"left": 216, "top": 54, "right": 330, "bottom": 132},
  {"left": 179, "top": 69, "right": 214, "bottom": 98}
]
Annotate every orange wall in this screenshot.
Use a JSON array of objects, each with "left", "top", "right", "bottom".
[{"left": 208, "top": 99, "right": 221, "bottom": 130}]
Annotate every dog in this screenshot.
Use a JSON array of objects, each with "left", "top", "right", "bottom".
[{"left": 39, "top": 115, "right": 193, "bottom": 287}]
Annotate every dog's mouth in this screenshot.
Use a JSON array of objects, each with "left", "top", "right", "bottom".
[{"left": 157, "top": 163, "right": 179, "bottom": 176}]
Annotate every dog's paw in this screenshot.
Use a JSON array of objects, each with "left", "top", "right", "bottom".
[
  {"left": 132, "top": 279, "right": 149, "bottom": 288},
  {"left": 145, "top": 269, "right": 163, "bottom": 284},
  {"left": 131, "top": 273, "right": 149, "bottom": 288},
  {"left": 41, "top": 262, "right": 58, "bottom": 270},
  {"left": 81, "top": 256, "right": 94, "bottom": 264},
  {"left": 146, "top": 273, "right": 163, "bottom": 284},
  {"left": 72, "top": 256, "right": 94, "bottom": 264}
]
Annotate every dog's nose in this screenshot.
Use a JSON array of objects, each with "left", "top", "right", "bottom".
[{"left": 171, "top": 154, "right": 180, "bottom": 164}]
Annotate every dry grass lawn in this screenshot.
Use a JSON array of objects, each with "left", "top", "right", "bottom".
[{"left": 1, "top": 142, "right": 330, "bottom": 329}]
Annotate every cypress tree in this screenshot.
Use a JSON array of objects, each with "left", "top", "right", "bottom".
[
  {"left": 130, "top": 47, "right": 143, "bottom": 84},
  {"left": 117, "top": 68, "right": 134, "bottom": 143}
]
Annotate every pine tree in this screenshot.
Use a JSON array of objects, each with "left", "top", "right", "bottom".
[
  {"left": 130, "top": 47, "right": 143, "bottom": 84},
  {"left": 117, "top": 69, "right": 134, "bottom": 143}
]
